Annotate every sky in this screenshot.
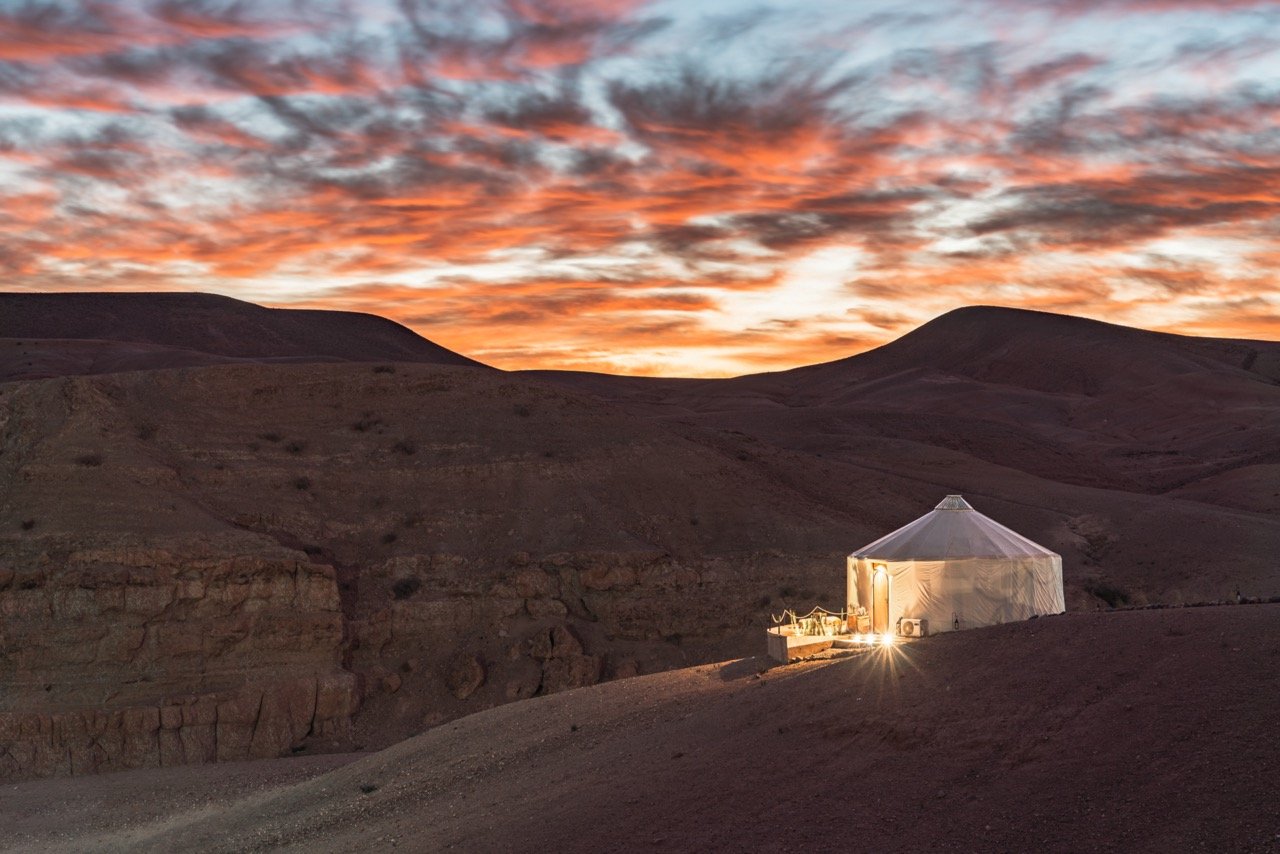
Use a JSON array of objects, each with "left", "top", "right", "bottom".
[{"left": 1, "top": 0, "right": 1278, "bottom": 375}]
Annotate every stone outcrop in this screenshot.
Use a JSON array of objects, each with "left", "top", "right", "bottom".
[
  {"left": 444, "top": 654, "right": 485, "bottom": 700},
  {"left": 0, "top": 538, "right": 361, "bottom": 781},
  {"left": 0, "top": 673, "right": 358, "bottom": 780}
]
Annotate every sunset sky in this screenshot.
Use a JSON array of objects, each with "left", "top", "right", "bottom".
[{"left": 1, "top": 0, "right": 1278, "bottom": 375}]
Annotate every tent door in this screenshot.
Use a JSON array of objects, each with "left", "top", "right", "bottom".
[{"left": 872, "top": 566, "right": 890, "bottom": 634}]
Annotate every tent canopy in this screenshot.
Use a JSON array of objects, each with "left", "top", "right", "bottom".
[
  {"left": 847, "top": 495, "right": 1065, "bottom": 633},
  {"left": 852, "top": 495, "right": 1056, "bottom": 561}
]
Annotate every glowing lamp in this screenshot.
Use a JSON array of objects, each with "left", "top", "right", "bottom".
[{"left": 880, "top": 632, "right": 893, "bottom": 647}]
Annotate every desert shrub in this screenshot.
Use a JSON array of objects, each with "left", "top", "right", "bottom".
[
  {"left": 392, "top": 576, "right": 421, "bottom": 600},
  {"left": 285, "top": 440, "right": 307, "bottom": 454},
  {"left": 689, "top": 516, "right": 700, "bottom": 526},
  {"left": 293, "top": 476, "right": 312, "bottom": 491},
  {"left": 257, "top": 432, "right": 282, "bottom": 443},
  {"left": 778, "top": 585, "right": 797, "bottom": 598},
  {"left": 137, "top": 423, "right": 158, "bottom": 441},
  {"left": 513, "top": 403, "right": 532, "bottom": 417},
  {"left": 75, "top": 453, "right": 103, "bottom": 467},
  {"left": 302, "top": 544, "right": 323, "bottom": 556},
  {"left": 392, "top": 439, "right": 417, "bottom": 456},
  {"left": 19, "top": 519, "right": 35, "bottom": 531},
  {"left": 351, "top": 412, "right": 381, "bottom": 432},
  {"left": 1084, "top": 579, "right": 1130, "bottom": 608},
  {"left": 381, "top": 532, "right": 398, "bottom": 545},
  {"left": 372, "top": 365, "right": 396, "bottom": 374}
]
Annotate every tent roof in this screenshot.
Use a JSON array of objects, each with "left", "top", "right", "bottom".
[{"left": 851, "top": 495, "right": 1058, "bottom": 560}]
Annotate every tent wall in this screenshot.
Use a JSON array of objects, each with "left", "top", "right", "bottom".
[{"left": 848, "top": 555, "right": 1064, "bottom": 633}]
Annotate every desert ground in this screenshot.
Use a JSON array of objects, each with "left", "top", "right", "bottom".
[
  {"left": 1, "top": 605, "right": 1276, "bottom": 853},
  {"left": 1, "top": 293, "right": 1277, "bottom": 850}
]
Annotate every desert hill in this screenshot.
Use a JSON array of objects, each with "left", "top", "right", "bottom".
[
  {"left": 529, "top": 305, "right": 1280, "bottom": 497},
  {"left": 2, "top": 605, "right": 1275, "bottom": 853},
  {"left": 0, "top": 292, "right": 481, "bottom": 382},
  {"left": 1, "top": 297, "right": 1277, "bottom": 783}
]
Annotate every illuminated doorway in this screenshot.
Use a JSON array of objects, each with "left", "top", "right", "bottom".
[{"left": 872, "top": 564, "right": 890, "bottom": 633}]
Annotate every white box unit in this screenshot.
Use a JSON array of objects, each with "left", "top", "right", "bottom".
[{"left": 898, "top": 618, "right": 928, "bottom": 638}]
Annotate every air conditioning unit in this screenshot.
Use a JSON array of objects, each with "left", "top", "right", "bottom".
[{"left": 899, "top": 618, "right": 928, "bottom": 638}]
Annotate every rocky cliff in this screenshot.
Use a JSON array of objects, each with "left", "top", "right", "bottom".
[{"left": 0, "top": 364, "right": 850, "bottom": 780}]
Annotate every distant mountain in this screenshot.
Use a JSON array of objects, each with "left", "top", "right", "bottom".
[
  {"left": 757, "top": 305, "right": 1280, "bottom": 395},
  {"left": 0, "top": 292, "right": 483, "bottom": 381}
]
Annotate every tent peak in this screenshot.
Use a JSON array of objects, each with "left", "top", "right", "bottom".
[{"left": 935, "top": 494, "right": 974, "bottom": 511}]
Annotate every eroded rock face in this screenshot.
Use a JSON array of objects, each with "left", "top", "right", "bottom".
[
  {"left": 0, "top": 673, "right": 357, "bottom": 779},
  {"left": 0, "top": 538, "right": 361, "bottom": 781}
]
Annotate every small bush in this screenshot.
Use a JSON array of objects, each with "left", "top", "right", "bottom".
[
  {"left": 372, "top": 365, "right": 396, "bottom": 374},
  {"left": 285, "top": 440, "right": 307, "bottom": 454},
  {"left": 392, "top": 439, "right": 417, "bottom": 456},
  {"left": 1084, "top": 579, "right": 1130, "bottom": 608},
  {"left": 513, "top": 403, "right": 532, "bottom": 417},
  {"left": 137, "top": 423, "right": 158, "bottom": 441},
  {"left": 381, "top": 531, "right": 398, "bottom": 545},
  {"left": 257, "top": 432, "right": 282, "bottom": 443},
  {"left": 75, "top": 453, "right": 103, "bottom": 467},
  {"left": 293, "top": 476, "right": 312, "bottom": 491},
  {"left": 351, "top": 413, "right": 381, "bottom": 432},
  {"left": 391, "top": 577, "right": 421, "bottom": 600},
  {"left": 20, "top": 519, "right": 35, "bottom": 531}
]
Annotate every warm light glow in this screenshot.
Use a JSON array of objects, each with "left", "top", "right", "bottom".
[{"left": 881, "top": 632, "right": 894, "bottom": 647}]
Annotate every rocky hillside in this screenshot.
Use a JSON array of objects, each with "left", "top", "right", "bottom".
[
  {"left": 0, "top": 362, "right": 858, "bottom": 780},
  {"left": 1, "top": 300, "right": 1277, "bottom": 782}
]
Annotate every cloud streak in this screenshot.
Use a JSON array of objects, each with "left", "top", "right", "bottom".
[{"left": 0, "top": 0, "right": 1277, "bottom": 374}]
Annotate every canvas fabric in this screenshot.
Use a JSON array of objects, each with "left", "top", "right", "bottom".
[{"left": 847, "top": 496, "right": 1066, "bottom": 632}]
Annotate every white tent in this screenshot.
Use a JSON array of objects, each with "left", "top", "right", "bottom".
[{"left": 847, "top": 495, "right": 1064, "bottom": 635}]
